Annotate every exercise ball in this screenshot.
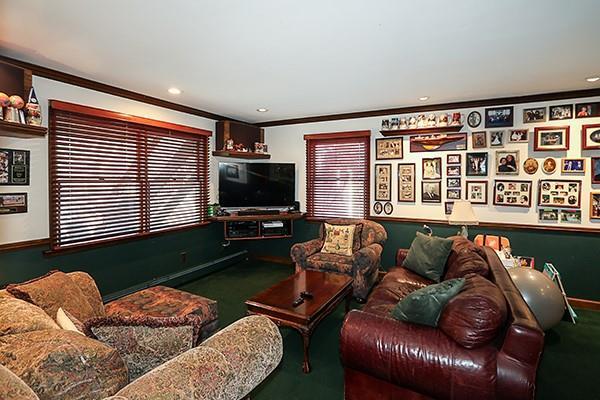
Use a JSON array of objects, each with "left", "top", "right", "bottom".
[{"left": 509, "top": 268, "right": 565, "bottom": 331}]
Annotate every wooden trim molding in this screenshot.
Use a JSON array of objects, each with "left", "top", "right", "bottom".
[
  {"left": 567, "top": 297, "right": 600, "bottom": 311},
  {"left": 259, "top": 88, "right": 600, "bottom": 127},
  {"left": 0, "top": 238, "right": 50, "bottom": 253},
  {"left": 50, "top": 100, "right": 212, "bottom": 136},
  {"left": 303, "top": 130, "right": 371, "bottom": 140}
]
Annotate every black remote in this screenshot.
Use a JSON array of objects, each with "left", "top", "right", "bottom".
[
  {"left": 292, "top": 297, "right": 304, "bottom": 307},
  {"left": 300, "top": 291, "right": 313, "bottom": 299}
]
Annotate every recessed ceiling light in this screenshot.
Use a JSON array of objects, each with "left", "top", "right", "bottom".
[
  {"left": 168, "top": 87, "right": 181, "bottom": 95},
  {"left": 256, "top": 108, "right": 269, "bottom": 112},
  {"left": 419, "top": 96, "right": 429, "bottom": 101},
  {"left": 586, "top": 77, "right": 600, "bottom": 82}
]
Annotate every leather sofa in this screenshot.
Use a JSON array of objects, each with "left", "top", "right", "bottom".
[{"left": 340, "top": 237, "right": 544, "bottom": 400}]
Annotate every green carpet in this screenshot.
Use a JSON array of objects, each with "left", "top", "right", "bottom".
[{"left": 178, "top": 260, "right": 600, "bottom": 400}]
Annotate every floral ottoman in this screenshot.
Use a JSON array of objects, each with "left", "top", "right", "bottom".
[{"left": 105, "top": 286, "right": 218, "bottom": 342}]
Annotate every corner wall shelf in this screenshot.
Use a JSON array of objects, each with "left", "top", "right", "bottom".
[
  {"left": 380, "top": 125, "right": 464, "bottom": 136},
  {"left": 212, "top": 150, "right": 271, "bottom": 159},
  {"left": 0, "top": 120, "right": 47, "bottom": 138}
]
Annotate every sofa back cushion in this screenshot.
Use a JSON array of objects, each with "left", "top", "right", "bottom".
[
  {"left": 67, "top": 271, "right": 106, "bottom": 318},
  {"left": 6, "top": 270, "right": 97, "bottom": 322},
  {"left": 439, "top": 274, "right": 508, "bottom": 348},
  {"left": 444, "top": 236, "right": 490, "bottom": 280},
  {"left": 0, "top": 297, "right": 60, "bottom": 337}
]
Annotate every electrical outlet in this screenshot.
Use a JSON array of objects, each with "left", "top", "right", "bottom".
[{"left": 180, "top": 251, "right": 187, "bottom": 264}]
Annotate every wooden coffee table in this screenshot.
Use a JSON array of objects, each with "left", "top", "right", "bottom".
[{"left": 245, "top": 270, "right": 353, "bottom": 373}]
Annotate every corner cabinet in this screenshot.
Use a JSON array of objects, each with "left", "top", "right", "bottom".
[
  {"left": 211, "top": 212, "right": 305, "bottom": 240},
  {"left": 212, "top": 120, "right": 271, "bottom": 159}
]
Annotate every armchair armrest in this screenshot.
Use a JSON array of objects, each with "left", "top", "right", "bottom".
[
  {"left": 351, "top": 243, "right": 383, "bottom": 273},
  {"left": 396, "top": 248, "right": 409, "bottom": 266},
  {"left": 290, "top": 238, "right": 323, "bottom": 268},
  {"left": 341, "top": 310, "right": 498, "bottom": 400}
]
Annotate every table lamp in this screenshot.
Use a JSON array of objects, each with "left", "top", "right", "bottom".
[{"left": 448, "top": 200, "right": 479, "bottom": 238}]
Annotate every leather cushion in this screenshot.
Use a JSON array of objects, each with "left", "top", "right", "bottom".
[
  {"left": 439, "top": 273, "right": 508, "bottom": 348},
  {"left": 404, "top": 232, "right": 453, "bottom": 282},
  {"left": 444, "top": 236, "right": 490, "bottom": 280}
]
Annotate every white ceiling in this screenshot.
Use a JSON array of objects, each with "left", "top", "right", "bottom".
[{"left": 1, "top": 0, "right": 600, "bottom": 123}]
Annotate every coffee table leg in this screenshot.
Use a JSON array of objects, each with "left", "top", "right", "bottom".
[{"left": 301, "top": 331, "right": 311, "bottom": 373}]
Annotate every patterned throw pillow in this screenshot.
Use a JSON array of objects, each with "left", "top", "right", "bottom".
[
  {"left": 56, "top": 307, "right": 85, "bottom": 335},
  {"left": 321, "top": 223, "right": 357, "bottom": 256},
  {"left": 0, "top": 297, "right": 60, "bottom": 337}
]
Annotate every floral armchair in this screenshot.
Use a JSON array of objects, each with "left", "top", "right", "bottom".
[{"left": 290, "top": 219, "right": 387, "bottom": 301}]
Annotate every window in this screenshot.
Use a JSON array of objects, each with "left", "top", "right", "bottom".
[
  {"left": 305, "top": 131, "right": 370, "bottom": 219},
  {"left": 49, "top": 101, "right": 211, "bottom": 251}
]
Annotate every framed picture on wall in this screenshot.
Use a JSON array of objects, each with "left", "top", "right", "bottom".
[
  {"left": 375, "top": 164, "right": 392, "bottom": 201},
  {"left": 590, "top": 192, "right": 600, "bottom": 220},
  {"left": 592, "top": 157, "right": 600, "bottom": 184},
  {"left": 466, "top": 152, "right": 488, "bottom": 176},
  {"left": 445, "top": 202, "right": 454, "bottom": 215},
  {"left": 0, "top": 193, "right": 27, "bottom": 214},
  {"left": 534, "top": 126, "right": 570, "bottom": 151},
  {"left": 508, "top": 129, "right": 529, "bottom": 143},
  {"left": 523, "top": 107, "right": 546, "bottom": 123},
  {"left": 575, "top": 102, "right": 600, "bottom": 118},
  {"left": 422, "top": 157, "right": 442, "bottom": 180},
  {"left": 447, "top": 189, "right": 461, "bottom": 200},
  {"left": 447, "top": 177, "right": 461, "bottom": 188},
  {"left": 489, "top": 130, "right": 505, "bottom": 147},
  {"left": 446, "top": 165, "right": 461, "bottom": 176},
  {"left": 549, "top": 104, "right": 573, "bottom": 120},
  {"left": 485, "top": 106, "right": 513, "bottom": 128},
  {"left": 560, "top": 209, "right": 582, "bottom": 224},
  {"left": 376, "top": 137, "right": 403, "bottom": 160},
  {"left": 539, "top": 208, "right": 559, "bottom": 222},
  {"left": 561, "top": 158, "right": 586, "bottom": 173},
  {"left": 472, "top": 131, "right": 487, "bottom": 149},
  {"left": 581, "top": 123, "right": 600, "bottom": 150},
  {"left": 493, "top": 180, "right": 532, "bottom": 208},
  {"left": 422, "top": 181, "right": 441, "bottom": 203},
  {"left": 0, "top": 148, "right": 30, "bottom": 185},
  {"left": 538, "top": 179, "right": 581, "bottom": 209},
  {"left": 447, "top": 154, "right": 461, "bottom": 164},
  {"left": 495, "top": 150, "right": 519, "bottom": 175},
  {"left": 466, "top": 180, "right": 488, "bottom": 204},
  {"left": 397, "top": 163, "right": 415, "bottom": 202}
]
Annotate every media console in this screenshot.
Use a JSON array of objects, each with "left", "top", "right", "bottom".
[{"left": 212, "top": 212, "right": 305, "bottom": 241}]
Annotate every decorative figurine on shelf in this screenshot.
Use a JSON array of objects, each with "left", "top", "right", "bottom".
[
  {"left": 233, "top": 143, "right": 248, "bottom": 152},
  {"left": 381, "top": 119, "right": 390, "bottom": 130},
  {"left": 25, "top": 88, "right": 42, "bottom": 126},
  {"left": 427, "top": 113, "right": 437, "bottom": 127},
  {"left": 254, "top": 142, "right": 268, "bottom": 153},
  {"left": 437, "top": 113, "right": 449, "bottom": 127},
  {"left": 0, "top": 92, "right": 10, "bottom": 121},
  {"left": 450, "top": 112, "right": 462, "bottom": 126},
  {"left": 408, "top": 116, "right": 417, "bottom": 129},
  {"left": 390, "top": 117, "right": 399, "bottom": 130},
  {"left": 6, "top": 95, "right": 25, "bottom": 123},
  {"left": 416, "top": 114, "right": 427, "bottom": 128},
  {"left": 225, "top": 138, "right": 234, "bottom": 150},
  {"left": 399, "top": 118, "right": 408, "bottom": 129}
]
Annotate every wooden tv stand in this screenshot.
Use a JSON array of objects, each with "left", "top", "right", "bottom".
[{"left": 212, "top": 212, "right": 305, "bottom": 240}]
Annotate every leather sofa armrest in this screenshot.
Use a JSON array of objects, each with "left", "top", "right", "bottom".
[
  {"left": 341, "top": 310, "right": 498, "bottom": 400},
  {"left": 290, "top": 238, "right": 323, "bottom": 268},
  {"left": 396, "top": 248, "right": 409, "bottom": 266},
  {"left": 352, "top": 243, "right": 383, "bottom": 272}
]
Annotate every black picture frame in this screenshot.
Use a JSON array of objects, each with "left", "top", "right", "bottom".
[
  {"left": 0, "top": 148, "right": 31, "bottom": 186},
  {"left": 466, "top": 152, "right": 488, "bottom": 176},
  {"left": 422, "top": 181, "right": 441, "bottom": 203},
  {"left": 549, "top": 104, "right": 573, "bottom": 120},
  {"left": 0, "top": 192, "right": 28, "bottom": 214},
  {"left": 485, "top": 106, "right": 514, "bottom": 128}
]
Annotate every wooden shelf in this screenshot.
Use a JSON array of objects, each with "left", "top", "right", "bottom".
[
  {"left": 380, "top": 125, "right": 464, "bottom": 136},
  {"left": 212, "top": 150, "right": 271, "bottom": 159},
  {"left": 0, "top": 120, "right": 47, "bottom": 138},
  {"left": 212, "top": 212, "right": 305, "bottom": 222}
]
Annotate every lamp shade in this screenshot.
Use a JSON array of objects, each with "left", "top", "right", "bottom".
[{"left": 448, "top": 200, "right": 479, "bottom": 226}]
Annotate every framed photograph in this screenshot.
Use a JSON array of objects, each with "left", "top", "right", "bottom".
[
  {"left": 508, "top": 129, "right": 529, "bottom": 143},
  {"left": 560, "top": 209, "right": 582, "bottom": 224},
  {"left": 409, "top": 133, "right": 467, "bottom": 152},
  {"left": 0, "top": 193, "right": 28, "bottom": 214},
  {"left": 523, "top": 107, "right": 546, "bottom": 123},
  {"left": 466, "top": 152, "right": 488, "bottom": 176},
  {"left": 446, "top": 165, "right": 461, "bottom": 176},
  {"left": 581, "top": 123, "right": 600, "bottom": 150},
  {"left": 592, "top": 157, "right": 600, "bottom": 185},
  {"left": 575, "top": 102, "right": 600, "bottom": 118},
  {"left": 538, "top": 179, "right": 581, "bottom": 209},
  {"left": 0, "top": 148, "right": 30, "bottom": 185},
  {"left": 493, "top": 180, "right": 532, "bottom": 207},
  {"left": 447, "top": 189, "right": 461, "bottom": 200},
  {"left": 422, "top": 181, "right": 441, "bottom": 203},
  {"left": 383, "top": 202, "right": 393, "bottom": 215},
  {"left": 495, "top": 150, "right": 520, "bottom": 175},
  {"left": 539, "top": 208, "right": 559, "bottom": 222},
  {"left": 445, "top": 201, "right": 454, "bottom": 215},
  {"left": 422, "top": 157, "right": 442, "bottom": 180},
  {"left": 590, "top": 192, "right": 600, "bottom": 220},
  {"left": 467, "top": 111, "right": 482, "bottom": 128},
  {"left": 523, "top": 158, "right": 539, "bottom": 175},
  {"left": 375, "top": 164, "right": 392, "bottom": 201},
  {"left": 485, "top": 106, "right": 514, "bottom": 128},
  {"left": 373, "top": 202, "right": 383, "bottom": 214},
  {"left": 534, "top": 126, "right": 570, "bottom": 151},
  {"left": 447, "top": 177, "right": 461, "bottom": 188},
  {"left": 472, "top": 131, "right": 487, "bottom": 149},
  {"left": 397, "top": 163, "right": 416, "bottom": 202},
  {"left": 561, "top": 158, "right": 585, "bottom": 174},
  {"left": 376, "top": 137, "right": 403, "bottom": 160},
  {"left": 543, "top": 157, "right": 557, "bottom": 174},
  {"left": 447, "top": 154, "right": 461, "bottom": 164},
  {"left": 549, "top": 104, "right": 573, "bottom": 120},
  {"left": 516, "top": 256, "right": 535, "bottom": 268},
  {"left": 489, "top": 130, "right": 505, "bottom": 147},
  {"left": 466, "top": 180, "right": 488, "bottom": 204}
]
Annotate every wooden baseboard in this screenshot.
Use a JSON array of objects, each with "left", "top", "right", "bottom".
[
  {"left": 567, "top": 297, "right": 600, "bottom": 311},
  {"left": 0, "top": 238, "right": 50, "bottom": 253},
  {"left": 251, "top": 254, "right": 294, "bottom": 266}
]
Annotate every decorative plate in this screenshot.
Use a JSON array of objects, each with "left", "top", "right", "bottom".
[
  {"left": 373, "top": 202, "right": 383, "bottom": 214},
  {"left": 383, "top": 202, "right": 393, "bottom": 215},
  {"left": 523, "top": 158, "right": 539, "bottom": 175},
  {"left": 467, "top": 111, "right": 482, "bottom": 128},
  {"left": 543, "top": 157, "right": 557, "bottom": 174}
]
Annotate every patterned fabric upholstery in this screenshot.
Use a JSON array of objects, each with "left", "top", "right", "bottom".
[
  {"left": 66, "top": 272, "right": 106, "bottom": 318},
  {"left": 106, "top": 316, "right": 283, "bottom": 400},
  {"left": 105, "top": 285, "right": 219, "bottom": 340},
  {"left": 292, "top": 219, "right": 387, "bottom": 299},
  {"left": 0, "top": 296, "right": 60, "bottom": 337},
  {"left": 0, "top": 329, "right": 128, "bottom": 400},
  {"left": 0, "top": 364, "right": 39, "bottom": 400}
]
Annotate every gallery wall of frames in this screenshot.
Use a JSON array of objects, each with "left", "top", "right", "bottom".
[{"left": 371, "top": 96, "right": 600, "bottom": 229}]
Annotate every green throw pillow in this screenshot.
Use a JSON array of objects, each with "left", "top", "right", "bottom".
[
  {"left": 391, "top": 278, "right": 465, "bottom": 327},
  {"left": 403, "top": 232, "right": 453, "bottom": 282}
]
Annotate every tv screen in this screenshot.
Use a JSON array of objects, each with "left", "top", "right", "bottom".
[{"left": 219, "top": 162, "right": 295, "bottom": 208}]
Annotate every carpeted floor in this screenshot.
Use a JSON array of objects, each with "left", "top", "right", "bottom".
[{"left": 178, "top": 260, "right": 600, "bottom": 400}]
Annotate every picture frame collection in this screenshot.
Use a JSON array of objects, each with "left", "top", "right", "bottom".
[
  {"left": 373, "top": 99, "right": 600, "bottom": 225},
  {"left": 0, "top": 148, "right": 30, "bottom": 215}
]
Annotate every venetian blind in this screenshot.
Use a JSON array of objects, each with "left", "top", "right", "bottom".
[
  {"left": 305, "top": 131, "right": 370, "bottom": 219},
  {"left": 49, "top": 101, "right": 210, "bottom": 251}
]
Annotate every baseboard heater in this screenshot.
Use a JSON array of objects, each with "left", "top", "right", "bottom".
[{"left": 103, "top": 250, "right": 248, "bottom": 302}]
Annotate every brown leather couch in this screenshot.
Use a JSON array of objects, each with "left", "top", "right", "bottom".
[{"left": 340, "top": 237, "right": 544, "bottom": 400}]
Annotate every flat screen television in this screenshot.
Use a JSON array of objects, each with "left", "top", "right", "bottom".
[{"left": 218, "top": 162, "right": 295, "bottom": 208}]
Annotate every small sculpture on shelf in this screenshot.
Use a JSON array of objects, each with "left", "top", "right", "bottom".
[
  {"left": 5, "top": 95, "right": 25, "bottom": 123},
  {"left": 390, "top": 117, "right": 399, "bottom": 130},
  {"left": 399, "top": 118, "right": 408, "bottom": 129},
  {"left": 0, "top": 92, "right": 9, "bottom": 121},
  {"left": 427, "top": 113, "right": 437, "bottom": 127},
  {"left": 25, "top": 87, "right": 42, "bottom": 126},
  {"left": 233, "top": 143, "right": 248, "bottom": 152},
  {"left": 225, "top": 138, "right": 234, "bottom": 150},
  {"left": 416, "top": 114, "right": 427, "bottom": 128},
  {"left": 254, "top": 142, "right": 268, "bottom": 153},
  {"left": 381, "top": 119, "right": 390, "bottom": 130},
  {"left": 408, "top": 116, "right": 417, "bottom": 129},
  {"left": 450, "top": 112, "right": 462, "bottom": 126},
  {"left": 437, "top": 113, "right": 449, "bottom": 127}
]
